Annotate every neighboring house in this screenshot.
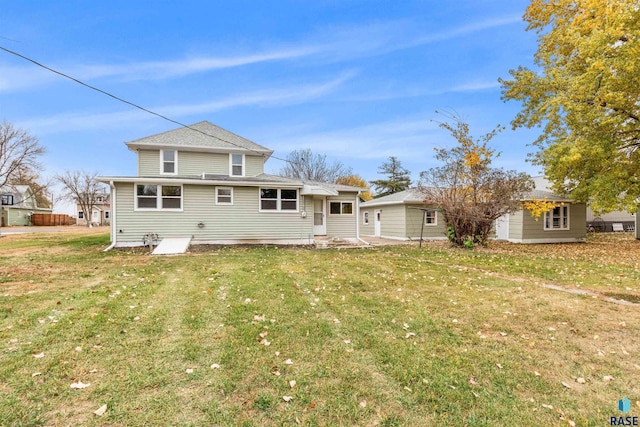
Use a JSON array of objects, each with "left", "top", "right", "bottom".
[
  {"left": 0, "top": 185, "right": 52, "bottom": 226},
  {"left": 97, "top": 121, "right": 363, "bottom": 247},
  {"left": 495, "top": 177, "right": 587, "bottom": 244},
  {"left": 76, "top": 193, "right": 111, "bottom": 226},
  {"left": 359, "top": 189, "right": 447, "bottom": 241},
  {"left": 586, "top": 207, "right": 635, "bottom": 232}
]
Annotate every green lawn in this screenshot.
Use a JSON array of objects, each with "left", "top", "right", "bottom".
[{"left": 1, "top": 231, "right": 639, "bottom": 426}]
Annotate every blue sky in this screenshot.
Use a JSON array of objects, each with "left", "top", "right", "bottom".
[{"left": 1, "top": 1, "right": 541, "bottom": 210}]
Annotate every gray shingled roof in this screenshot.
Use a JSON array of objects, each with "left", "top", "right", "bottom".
[
  {"left": 361, "top": 189, "right": 426, "bottom": 207},
  {"left": 125, "top": 121, "right": 273, "bottom": 156}
]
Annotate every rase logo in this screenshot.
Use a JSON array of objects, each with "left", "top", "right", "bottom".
[{"left": 611, "top": 398, "right": 638, "bottom": 426}]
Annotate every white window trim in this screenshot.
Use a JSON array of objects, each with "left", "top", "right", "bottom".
[
  {"left": 134, "top": 183, "right": 184, "bottom": 211},
  {"left": 329, "top": 201, "right": 354, "bottom": 215},
  {"left": 215, "top": 187, "right": 233, "bottom": 205},
  {"left": 363, "top": 211, "right": 369, "bottom": 225},
  {"left": 424, "top": 210, "right": 437, "bottom": 226},
  {"left": 544, "top": 205, "right": 570, "bottom": 230},
  {"left": 160, "top": 150, "right": 178, "bottom": 175},
  {"left": 258, "top": 188, "right": 299, "bottom": 212},
  {"left": 229, "top": 153, "right": 245, "bottom": 177}
]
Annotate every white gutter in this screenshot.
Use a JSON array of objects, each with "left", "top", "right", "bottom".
[{"left": 103, "top": 181, "right": 116, "bottom": 252}]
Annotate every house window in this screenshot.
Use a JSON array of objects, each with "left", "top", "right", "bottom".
[
  {"left": 162, "top": 150, "right": 177, "bottom": 174},
  {"left": 544, "top": 205, "right": 569, "bottom": 230},
  {"left": 260, "top": 188, "right": 298, "bottom": 211},
  {"left": 97, "top": 196, "right": 103, "bottom": 203},
  {"left": 216, "top": 187, "right": 233, "bottom": 205},
  {"left": 425, "top": 210, "right": 437, "bottom": 226},
  {"left": 230, "top": 154, "right": 244, "bottom": 177},
  {"left": 136, "top": 184, "right": 182, "bottom": 210},
  {"left": 1, "top": 195, "right": 14, "bottom": 205},
  {"left": 330, "top": 201, "right": 353, "bottom": 215},
  {"left": 78, "top": 211, "right": 84, "bottom": 219},
  {"left": 363, "top": 211, "right": 369, "bottom": 225},
  {"left": 105, "top": 211, "right": 110, "bottom": 219}
]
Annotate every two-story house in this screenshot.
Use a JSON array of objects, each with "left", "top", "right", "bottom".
[
  {"left": 98, "top": 121, "right": 363, "bottom": 248},
  {"left": 76, "top": 193, "right": 111, "bottom": 226},
  {"left": 0, "top": 185, "right": 52, "bottom": 226}
]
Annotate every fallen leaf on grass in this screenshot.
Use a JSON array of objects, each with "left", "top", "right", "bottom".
[
  {"left": 283, "top": 396, "right": 293, "bottom": 402},
  {"left": 561, "top": 381, "right": 572, "bottom": 389},
  {"left": 32, "top": 372, "right": 41, "bottom": 377},
  {"left": 541, "top": 404, "right": 553, "bottom": 409},
  {"left": 285, "top": 359, "right": 293, "bottom": 365},
  {"left": 405, "top": 332, "right": 416, "bottom": 339},
  {"left": 289, "top": 380, "right": 296, "bottom": 388},
  {"left": 359, "top": 401, "right": 367, "bottom": 408},
  {"left": 576, "top": 377, "right": 586, "bottom": 384},
  {"left": 210, "top": 364, "right": 220, "bottom": 369},
  {"left": 495, "top": 363, "right": 503, "bottom": 369},
  {"left": 33, "top": 352, "right": 44, "bottom": 359},
  {"left": 186, "top": 369, "right": 194, "bottom": 374},
  {"left": 603, "top": 375, "right": 614, "bottom": 382},
  {"left": 93, "top": 404, "right": 107, "bottom": 416},
  {"left": 70, "top": 381, "right": 91, "bottom": 389},
  {"left": 469, "top": 377, "right": 477, "bottom": 385}
]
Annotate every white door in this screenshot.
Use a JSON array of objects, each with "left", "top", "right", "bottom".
[
  {"left": 495, "top": 214, "right": 509, "bottom": 240},
  {"left": 374, "top": 209, "right": 381, "bottom": 237},
  {"left": 314, "top": 198, "right": 326, "bottom": 235},
  {"left": 92, "top": 210, "right": 100, "bottom": 223}
]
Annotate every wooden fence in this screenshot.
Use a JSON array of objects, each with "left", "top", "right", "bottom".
[{"left": 31, "top": 214, "right": 73, "bottom": 226}]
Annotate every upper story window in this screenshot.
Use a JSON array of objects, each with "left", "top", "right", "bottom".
[
  {"left": 230, "top": 154, "right": 244, "bottom": 177},
  {"left": 1, "top": 195, "right": 13, "bottom": 205},
  {"left": 260, "top": 188, "right": 298, "bottom": 212},
  {"left": 162, "top": 150, "right": 177, "bottom": 174},
  {"left": 136, "top": 184, "right": 182, "bottom": 210},
  {"left": 425, "top": 210, "right": 437, "bottom": 226},
  {"left": 544, "top": 205, "right": 569, "bottom": 230}
]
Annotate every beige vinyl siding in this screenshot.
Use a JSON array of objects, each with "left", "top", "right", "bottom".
[
  {"left": 360, "top": 209, "right": 374, "bottom": 236},
  {"left": 503, "top": 205, "right": 587, "bottom": 243},
  {"left": 245, "top": 155, "right": 265, "bottom": 177},
  {"left": 138, "top": 150, "right": 160, "bottom": 176},
  {"left": 508, "top": 210, "right": 524, "bottom": 240},
  {"left": 521, "top": 203, "right": 586, "bottom": 240},
  {"left": 378, "top": 204, "right": 406, "bottom": 238},
  {"left": 326, "top": 194, "right": 358, "bottom": 238},
  {"left": 114, "top": 183, "right": 314, "bottom": 243},
  {"left": 405, "top": 205, "right": 447, "bottom": 239},
  {"left": 137, "top": 150, "right": 265, "bottom": 177},
  {"left": 179, "top": 152, "right": 227, "bottom": 176}
]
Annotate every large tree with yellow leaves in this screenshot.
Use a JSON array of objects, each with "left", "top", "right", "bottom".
[{"left": 500, "top": 0, "right": 640, "bottom": 213}]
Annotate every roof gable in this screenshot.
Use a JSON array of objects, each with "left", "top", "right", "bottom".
[{"left": 126, "top": 121, "right": 274, "bottom": 157}]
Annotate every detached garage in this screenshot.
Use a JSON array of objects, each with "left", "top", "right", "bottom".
[{"left": 359, "top": 189, "right": 447, "bottom": 241}]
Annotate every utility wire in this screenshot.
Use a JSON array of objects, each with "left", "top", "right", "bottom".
[{"left": 0, "top": 45, "right": 295, "bottom": 164}]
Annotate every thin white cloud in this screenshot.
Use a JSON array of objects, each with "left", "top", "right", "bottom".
[
  {"left": 18, "top": 72, "right": 356, "bottom": 134},
  {"left": 264, "top": 116, "right": 441, "bottom": 162},
  {"left": 1, "top": 13, "right": 522, "bottom": 92}
]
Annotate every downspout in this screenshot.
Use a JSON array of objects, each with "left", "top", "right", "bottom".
[
  {"left": 103, "top": 181, "right": 116, "bottom": 251},
  {"left": 355, "top": 191, "right": 370, "bottom": 245}
]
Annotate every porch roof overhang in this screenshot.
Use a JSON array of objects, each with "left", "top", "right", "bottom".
[{"left": 300, "top": 185, "right": 339, "bottom": 196}]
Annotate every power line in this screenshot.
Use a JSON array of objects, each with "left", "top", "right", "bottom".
[{"left": 0, "top": 45, "right": 295, "bottom": 164}]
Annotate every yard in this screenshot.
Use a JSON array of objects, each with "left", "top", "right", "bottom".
[{"left": 1, "top": 231, "right": 639, "bottom": 426}]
